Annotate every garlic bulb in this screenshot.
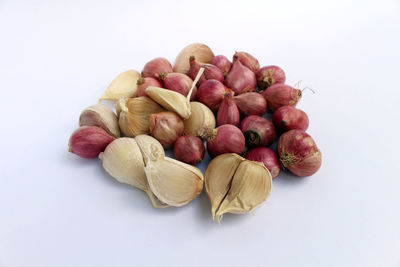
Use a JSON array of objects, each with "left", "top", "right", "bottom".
[
  {"left": 117, "top": 97, "right": 164, "bottom": 137},
  {"left": 100, "top": 136, "right": 168, "bottom": 208},
  {"left": 144, "top": 157, "right": 204, "bottom": 207},
  {"left": 99, "top": 70, "right": 141, "bottom": 103},
  {"left": 173, "top": 43, "right": 214, "bottom": 74},
  {"left": 183, "top": 102, "right": 216, "bottom": 138},
  {"left": 79, "top": 104, "right": 120, "bottom": 138},
  {"left": 205, "top": 153, "right": 272, "bottom": 222}
]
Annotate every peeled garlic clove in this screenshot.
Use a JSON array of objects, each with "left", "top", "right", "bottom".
[
  {"left": 183, "top": 102, "right": 216, "bottom": 138},
  {"left": 173, "top": 43, "right": 214, "bottom": 74},
  {"left": 79, "top": 104, "right": 120, "bottom": 138},
  {"left": 100, "top": 137, "right": 147, "bottom": 190},
  {"left": 99, "top": 70, "right": 141, "bottom": 103},
  {"left": 145, "top": 86, "right": 191, "bottom": 119},
  {"left": 144, "top": 157, "right": 204, "bottom": 207},
  {"left": 215, "top": 160, "right": 272, "bottom": 222},
  {"left": 117, "top": 97, "right": 164, "bottom": 137},
  {"left": 134, "top": 134, "right": 165, "bottom": 165},
  {"left": 205, "top": 153, "right": 245, "bottom": 219}
]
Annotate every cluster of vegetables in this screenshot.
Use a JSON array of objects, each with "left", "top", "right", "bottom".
[{"left": 68, "top": 43, "right": 322, "bottom": 222}]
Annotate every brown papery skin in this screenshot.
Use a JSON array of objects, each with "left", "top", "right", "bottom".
[
  {"left": 188, "top": 56, "right": 224, "bottom": 86},
  {"left": 256, "top": 65, "right": 286, "bottom": 91},
  {"left": 261, "top": 84, "right": 301, "bottom": 112},
  {"left": 137, "top": 77, "right": 162, "bottom": 97},
  {"left": 240, "top": 115, "right": 276, "bottom": 147},
  {"left": 211, "top": 55, "right": 232, "bottom": 76},
  {"left": 244, "top": 147, "right": 281, "bottom": 178},
  {"left": 68, "top": 126, "right": 115, "bottom": 158},
  {"left": 142, "top": 57, "right": 173, "bottom": 80},
  {"left": 161, "top": 73, "right": 197, "bottom": 101},
  {"left": 149, "top": 111, "right": 184, "bottom": 149},
  {"left": 174, "top": 135, "right": 205, "bottom": 164},
  {"left": 206, "top": 124, "right": 245, "bottom": 157},
  {"left": 217, "top": 93, "right": 240, "bottom": 126},
  {"left": 234, "top": 92, "right": 267, "bottom": 116},
  {"left": 277, "top": 130, "right": 322, "bottom": 177},
  {"left": 224, "top": 56, "right": 257, "bottom": 95},
  {"left": 272, "top": 106, "right": 309, "bottom": 133},
  {"left": 197, "top": 79, "right": 227, "bottom": 112},
  {"left": 233, "top": 51, "right": 260, "bottom": 73}
]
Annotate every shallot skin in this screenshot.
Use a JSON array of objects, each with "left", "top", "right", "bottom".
[
  {"left": 233, "top": 51, "right": 260, "bottom": 73},
  {"left": 211, "top": 55, "right": 232, "bottom": 76},
  {"left": 224, "top": 55, "right": 257, "bottom": 95},
  {"left": 197, "top": 79, "right": 226, "bottom": 112},
  {"left": 272, "top": 106, "right": 309, "bottom": 133},
  {"left": 217, "top": 93, "right": 240, "bottom": 126},
  {"left": 256, "top": 65, "right": 286, "bottom": 91},
  {"left": 240, "top": 115, "right": 276, "bottom": 147},
  {"left": 261, "top": 84, "right": 302, "bottom": 112},
  {"left": 142, "top": 57, "right": 173, "bottom": 80},
  {"left": 161, "top": 72, "right": 197, "bottom": 101},
  {"left": 188, "top": 56, "right": 224, "bottom": 86},
  {"left": 244, "top": 147, "right": 281, "bottom": 178},
  {"left": 206, "top": 125, "right": 245, "bottom": 157},
  {"left": 234, "top": 92, "right": 267, "bottom": 116},
  {"left": 277, "top": 130, "right": 322, "bottom": 177},
  {"left": 174, "top": 135, "right": 205, "bottom": 164}
]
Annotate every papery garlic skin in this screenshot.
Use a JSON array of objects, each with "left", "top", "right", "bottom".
[
  {"left": 205, "top": 153, "right": 244, "bottom": 219},
  {"left": 145, "top": 86, "right": 191, "bottom": 119},
  {"left": 144, "top": 157, "right": 204, "bottom": 207},
  {"left": 205, "top": 154, "right": 272, "bottom": 222},
  {"left": 183, "top": 102, "right": 216, "bottom": 138},
  {"left": 134, "top": 134, "right": 165, "bottom": 165},
  {"left": 79, "top": 104, "right": 120, "bottom": 138},
  {"left": 100, "top": 136, "right": 168, "bottom": 208},
  {"left": 117, "top": 97, "right": 164, "bottom": 137},
  {"left": 99, "top": 70, "right": 140, "bottom": 103},
  {"left": 215, "top": 160, "right": 272, "bottom": 222},
  {"left": 100, "top": 137, "right": 148, "bottom": 190}
]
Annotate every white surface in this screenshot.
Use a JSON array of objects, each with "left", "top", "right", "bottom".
[{"left": 1, "top": 0, "right": 400, "bottom": 266}]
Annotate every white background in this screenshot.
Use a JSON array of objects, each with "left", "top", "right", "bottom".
[{"left": 1, "top": 0, "right": 399, "bottom": 266}]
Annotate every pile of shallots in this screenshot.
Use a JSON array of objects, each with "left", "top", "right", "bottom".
[{"left": 68, "top": 43, "right": 322, "bottom": 218}]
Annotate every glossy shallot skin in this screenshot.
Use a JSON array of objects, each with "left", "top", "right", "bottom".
[{"left": 277, "top": 130, "right": 322, "bottom": 177}]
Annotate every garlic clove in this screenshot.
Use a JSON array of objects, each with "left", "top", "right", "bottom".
[
  {"left": 215, "top": 160, "right": 272, "bottom": 222},
  {"left": 99, "top": 137, "right": 169, "bottom": 209},
  {"left": 79, "top": 104, "right": 120, "bottom": 138},
  {"left": 205, "top": 153, "right": 245, "bottom": 219},
  {"left": 134, "top": 134, "right": 165, "bottom": 165},
  {"left": 145, "top": 86, "right": 191, "bottom": 119},
  {"left": 173, "top": 43, "right": 214, "bottom": 74},
  {"left": 145, "top": 68, "right": 204, "bottom": 120},
  {"left": 100, "top": 137, "right": 148, "bottom": 190},
  {"left": 144, "top": 157, "right": 204, "bottom": 207},
  {"left": 117, "top": 97, "right": 164, "bottom": 137},
  {"left": 183, "top": 102, "right": 216, "bottom": 138},
  {"left": 99, "top": 70, "right": 141, "bottom": 103}
]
